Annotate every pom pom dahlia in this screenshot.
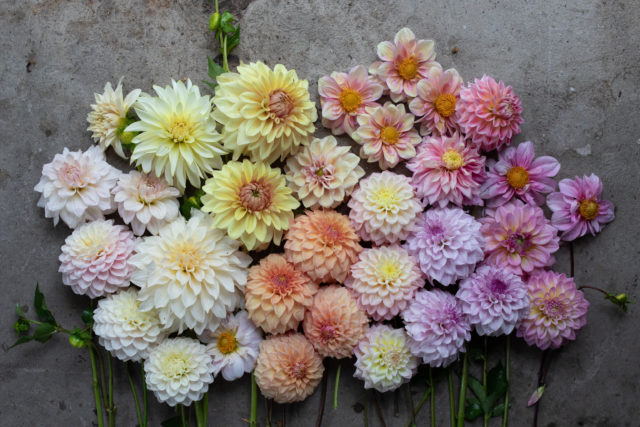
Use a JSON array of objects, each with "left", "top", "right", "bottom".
[
  {"left": 245, "top": 254, "right": 318, "bottom": 335},
  {"left": 285, "top": 136, "right": 365, "bottom": 209},
  {"left": 303, "top": 285, "right": 368, "bottom": 358},
  {"left": 404, "top": 208, "right": 484, "bottom": 285},
  {"left": 254, "top": 333, "right": 324, "bottom": 404},
  {"left": 34, "top": 146, "right": 120, "bottom": 229},
  {"left": 348, "top": 172, "right": 422, "bottom": 245},
  {"left": 517, "top": 271, "right": 589, "bottom": 350},
  {"left": 59, "top": 219, "right": 135, "bottom": 298}
]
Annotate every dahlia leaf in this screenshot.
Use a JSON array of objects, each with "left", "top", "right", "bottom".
[
  {"left": 32, "top": 322, "right": 57, "bottom": 343},
  {"left": 227, "top": 27, "right": 240, "bottom": 52},
  {"left": 490, "top": 402, "right": 506, "bottom": 417},
  {"left": 467, "top": 375, "right": 486, "bottom": 402},
  {"left": 15, "top": 303, "right": 25, "bottom": 318},
  {"left": 34, "top": 283, "right": 56, "bottom": 325},
  {"left": 464, "top": 397, "right": 483, "bottom": 421},
  {"left": 207, "top": 56, "right": 226, "bottom": 80},
  {"left": 8, "top": 335, "right": 34, "bottom": 349},
  {"left": 487, "top": 362, "right": 508, "bottom": 398},
  {"left": 219, "top": 11, "right": 236, "bottom": 34},
  {"left": 81, "top": 308, "right": 94, "bottom": 326}
]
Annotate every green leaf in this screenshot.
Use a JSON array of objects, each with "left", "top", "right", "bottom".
[
  {"left": 464, "top": 398, "right": 483, "bottom": 421},
  {"left": 207, "top": 56, "right": 226, "bottom": 80},
  {"left": 467, "top": 375, "right": 486, "bottom": 401},
  {"left": 15, "top": 304, "right": 25, "bottom": 318},
  {"left": 34, "top": 283, "right": 56, "bottom": 324},
  {"left": 81, "top": 308, "right": 94, "bottom": 326},
  {"left": 227, "top": 26, "right": 240, "bottom": 52},
  {"left": 487, "top": 362, "right": 508, "bottom": 396},
  {"left": 220, "top": 11, "right": 236, "bottom": 34},
  {"left": 32, "top": 322, "right": 57, "bottom": 343},
  {"left": 161, "top": 415, "right": 183, "bottom": 427},
  {"left": 490, "top": 402, "right": 506, "bottom": 417},
  {"left": 202, "top": 80, "right": 217, "bottom": 91},
  {"left": 13, "top": 318, "right": 30, "bottom": 333},
  {"left": 8, "top": 335, "right": 34, "bottom": 349}
]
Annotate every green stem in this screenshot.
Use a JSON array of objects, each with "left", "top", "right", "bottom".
[
  {"left": 180, "top": 405, "right": 186, "bottom": 427},
  {"left": 215, "top": 0, "right": 219, "bottom": 14},
  {"left": 142, "top": 362, "right": 148, "bottom": 427},
  {"left": 457, "top": 351, "right": 469, "bottom": 427},
  {"left": 195, "top": 393, "right": 208, "bottom": 427},
  {"left": 250, "top": 372, "right": 258, "bottom": 427},
  {"left": 107, "top": 353, "right": 115, "bottom": 427},
  {"left": 429, "top": 368, "right": 436, "bottom": 427},
  {"left": 363, "top": 389, "right": 369, "bottom": 427},
  {"left": 203, "top": 392, "right": 209, "bottom": 426},
  {"left": 89, "top": 343, "right": 105, "bottom": 427},
  {"left": 502, "top": 336, "right": 511, "bottom": 427},
  {"left": 483, "top": 337, "right": 489, "bottom": 427},
  {"left": 222, "top": 35, "right": 229, "bottom": 72},
  {"left": 405, "top": 386, "right": 431, "bottom": 427},
  {"left": 125, "top": 362, "right": 143, "bottom": 427},
  {"left": 448, "top": 369, "right": 456, "bottom": 427},
  {"left": 333, "top": 364, "right": 342, "bottom": 410}
]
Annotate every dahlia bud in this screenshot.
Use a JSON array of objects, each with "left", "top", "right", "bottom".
[
  {"left": 68, "top": 328, "right": 91, "bottom": 348},
  {"left": 13, "top": 319, "right": 30, "bottom": 334},
  {"left": 209, "top": 12, "right": 221, "bottom": 31},
  {"left": 605, "top": 292, "right": 633, "bottom": 312}
]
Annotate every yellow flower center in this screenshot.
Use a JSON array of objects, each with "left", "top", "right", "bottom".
[
  {"left": 442, "top": 149, "right": 464, "bottom": 170},
  {"left": 506, "top": 166, "right": 530, "bottom": 190},
  {"left": 383, "top": 348, "right": 404, "bottom": 366},
  {"left": 169, "top": 120, "right": 191, "bottom": 143},
  {"left": 397, "top": 56, "right": 418, "bottom": 80},
  {"left": 339, "top": 88, "right": 362, "bottom": 113},
  {"left": 172, "top": 243, "right": 202, "bottom": 273},
  {"left": 377, "top": 260, "right": 401, "bottom": 283},
  {"left": 217, "top": 331, "right": 238, "bottom": 355},
  {"left": 79, "top": 233, "right": 109, "bottom": 258},
  {"left": 380, "top": 126, "right": 400, "bottom": 145},
  {"left": 434, "top": 93, "right": 457, "bottom": 118},
  {"left": 372, "top": 186, "right": 399, "bottom": 210},
  {"left": 161, "top": 352, "right": 192, "bottom": 380},
  {"left": 579, "top": 198, "right": 600, "bottom": 221},
  {"left": 268, "top": 89, "right": 294, "bottom": 120}
]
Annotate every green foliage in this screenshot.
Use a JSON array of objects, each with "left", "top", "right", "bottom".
[
  {"left": 82, "top": 308, "right": 94, "bottom": 326},
  {"left": 204, "top": 4, "right": 240, "bottom": 91},
  {"left": 464, "top": 363, "right": 509, "bottom": 421},
  {"left": 34, "top": 283, "right": 56, "bottom": 324},
  {"left": 604, "top": 292, "right": 634, "bottom": 312},
  {"left": 161, "top": 415, "right": 183, "bottom": 427},
  {"left": 180, "top": 189, "right": 205, "bottom": 219}
]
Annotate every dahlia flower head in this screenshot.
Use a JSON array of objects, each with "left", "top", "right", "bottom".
[
  {"left": 112, "top": 170, "right": 180, "bottom": 236},
  {"left": 127, "top": 79, "right": 226, "bottom": 192},
  {"left": 407, "top": 132, "right": 486, "bottom": 208},
  {"left": 199, "top": 310, "right": 263, "bottom": 381},
  {"left": 318, "top": 64, "right": 383, "bottom": 136},
  {"left": 129, "top": 210, "right": 252, "bottom": 335},
  {"left": 456, "top": 265, "right": 530, "bottom": 336},
  {"left": 59, "top": 219, "right": 135, "bottom": 298},
  {"left": 212, "top": 61, "right": 317, "bottom": 163},
  {"left": 402, "top": 289, "right": 471, "bottom": 367},
  {"left": 404, "top": 208, "right": 484, "bottom": 286},
  {"left": 354, "top": 102, "right": 421, "bottom": 169},
  {"left": 93, "top": 288, "right": 170, "bottom": 362},
  {"left": 517, "top": 271, "right": 589, "bottom": 350},
  {"left": 546, "top": 174, "right": 615, "bottom": 241},
  {"left": 369, "top": 27, "right": 438, "bottom": 102},
  {"left": 245, "top": 254, "right": 318, "bottom": 335},
  {"left": 34, "top": 146, "right": 120, "bottom": 229},
  {"left": 285, "top": 136, "right": 365, "bottom": 209},
  {"left": 346, "top": 245, "right": 424, "bottom": 321},
  {"left": 254, "top": 333, "right": 324, "bottom": 404},
  {"left": 145, "top": 337, "right": 214, "bottom": 406},
  {"left": 284, "top": 210, "right": 362, "bottom": 284},
  {"left": 348, "top": 171, "right": 422, "bottom": 246},
  {"left": 456, "top": 75, "right": 523, "bottom": 152},
  {"left": 303, "top": 285, "right": 368, "bottom": 358},
  {"left": 354, "top": 324, "right": 418, "bottom": 392}
]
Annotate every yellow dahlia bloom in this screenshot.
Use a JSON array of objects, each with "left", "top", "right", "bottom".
[
  {"left": 212, "top": 62, "right": 317, "bottom": 163},
  {"left": 201, "top": 160, "right": 299, "bottom": 251}
]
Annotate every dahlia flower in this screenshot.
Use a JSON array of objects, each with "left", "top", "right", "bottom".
[
  {"left": 93, "top": 288, "right": 170, "bottom": 362},
  {"left": 348, "top": 171, "right": 422, "bottom": 245},
  {"left": 318, "top": 65, "right": 383, "bottom": 136},
  {"left": 303, "top": 285, "right": 368, "bottom": 358},
  {"left": 212, "top": 61, "right": 317, "bottom": 163},
  {"left": 127, "top": 79, "right": 226, "bottom": 192},
  {"left": 456, "top": 265, "right": 530, "bottom": 336},
  {"left": 546, "top": 174, "right": 615, "bottom": 241},
  {"left": 402, "top": 289, "right": 471, "bottom": 367},
  {"left": 59, "top": 219, "right": 135, "bottom": 298},
  {"left": 254, "top": 333, "right": 324, "bottom": 404},
  {"left": 354, "top": 324, "right": 418, "bottom": 392},
  {"left": 284, "top": 210, "right": 362, "bottom": 284},
  {"left": 517, "top": 271, "right": 589, "bottom": 350},
  {"left": 284, "top": 136, "right": 365, "bottom": 209},
  {"left": 346, "top": 246, "right": 424, "bottom": 321},
  {"left": 145, "top": 337, "right": 214, "bottom": 406},
  {"left": 34, "top": 146, "right": 120, "bottom": 229},
  {"left": 369, "top": 28, "right": 438, "bottom": 102},
  {"left": 245, "top": 254, "right": 318, "bottom": 334},
  {"left": 456, "top": 75, "right": 523, "bottom": 152},
  {"left": 407, "top": 133, "right": 486, "bottom": 208},
  {"left": 404, "top": 208, "right": 484, "bottom": 285},
  {"left": 112, "top": 171, "right": 180, "bottom": 236},
  {"left": 201, "top": 160, "right": 299, "bottom": 251},
  {"left": 130, "top": 210, "right": 252, "bottom": 334}
]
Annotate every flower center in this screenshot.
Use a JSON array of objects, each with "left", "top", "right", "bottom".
[
  {"left": 372, "top": 186, "right": 399, "bottom": 211},
  {"left": 488, "top": 278, "right": 508, "bottom": 295},
  {"left": 339, "top": 88, "right": 362, "bottom": 113},
  {"left": 61, "top": 164, "right": 85, "bottom": 188},
  {"left": 383, "top": 348, "right": 404, "bottom": 366},
  {"left": 434, "top": 93, "right": 457, "bottom": 118},
  {"left": 79, "top": 233, "right": 109, "bottom": 257},
  {"left": 379, "top": 126, "right": 400, "bottom": 145},
  {"left": 239, "top": 179, "right": 272, "bottom": 212},
  {"left": 506, "top": 233, "right": 531, "bottom": 254},
  {"left": 139, "top": 178, "right": 163, "bottom": 203},
  {"left": 442, "top": 149, "right": 464, "bottom": 170},
  {"left": 173, "top": 243, "right": 202, "bottom": 273},
  {"left": 305, "top": 160, "right": 335, "bottom": 187},
  {"left": 321, "top": 224, "right": 343, "bottom": 246},
  {"left": 268, "top": 89, "right": 294, "bottom": 120},
  {"left": 539, "top": 297, "right": 566, "bottom": 320},
  {"left": 290, "top": 362, "right": 307, "bottom": 380},
  {"left": 579, "top": 198, "right": 600, "bottom": 221},
  {"left": 216, "top": 331, "right": 238, "bottom": 355},
  {"left": 161, "top": 352, "right": 192, "bottom": 380},
  {"left": 270, "top": 273, "right": 293, "bottom": 294},
  {"left": 506, "top": 166, "right": 530, "bottom": 190},
  {"left": 377, "top": 260, "right": 401, "bottom": 283},
  {"left": 169, "top": 120, "right": 191, "bottom": 143},
  {"left": 320, "top": 324, "right": 336, "bottom": 341},
  {"left": 492, "top": 97, "right": 516, "bottom": 119},
  {"left": 397, "top": 56, "right": 418, "bottom": 80}
]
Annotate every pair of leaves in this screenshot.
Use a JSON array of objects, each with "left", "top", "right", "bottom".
[
  {"left": 464, "top": 363, "right": 509, "bottom": 421},
  {"left": 10, "top": 284, "right": 59, "bottom": 349}
]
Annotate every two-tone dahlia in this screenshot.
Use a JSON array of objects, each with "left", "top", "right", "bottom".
[
  {"left": 404, "top": 208, "right": 484, "bottom": 285},
  {"left": 34, "top": 146, "right": 120, "bottom": 229},
  {"left": 348, "top": 171, "right": 422, "bottom": 245},
  {"left": 353, "top": 324, "right": 418, "bottom": 392},
  {"left": 245, "top": 254, "right": 318, "bottom": 334},
  {"left": 59, "top": 219, "right": 135, "bottom": 298},
  {"left": 130, "top": 210, "right": 252, "bottom": 334},
  {"left": 546, "top": 174, "right": 615, "bottom": 241},
  {"left": 456, "top": 75, "right": 523, "bottom": 152},
  {"left": 402, "top": 289, "right": 471, "bottom": 367},
  {"left": 126, "top": 79, "right": 226, "bottom": 192},
  {"left": 407, "top": 133, "right": 486, "bottom": 208},
  {"left": 346, "top": 246, "right": 424, "bottom": 321},
  {"left": 284, "top": 136, "right": 365, "bottom": 209},
  {"left": 303, "top": 285, "right": 368, "bottom": 358},
  {"left": 517, "top": 271, "right": 589, "bottom": 350},
  {"left": 201, "top": 160, "right": 299, "bottom": 251},
  {"left": 284, "top": 210, "right": 362, "bottom": 284},
  {"left": 212, "top": 62, "right": 317, "bottom": 163},
  {"left": 354, "top": 102, "right": 421, "bottom": 169},
  {"left": 254, "top": 333, "right": 324, "bottom": 404},
  {"left": 318, "top": 65, "right": 383, "bottom": 136}
]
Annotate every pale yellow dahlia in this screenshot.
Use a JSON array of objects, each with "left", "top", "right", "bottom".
[
  {"left": 212, "top": 62, "right": 317, "bottom": 163},
  {"left": 201, "top": 160, "right": 299, "bottom": 251}
]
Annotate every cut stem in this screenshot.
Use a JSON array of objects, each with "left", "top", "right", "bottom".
[
  {"left": 483, "top": 337, "right": 489, "bottom": 427},
  {"left": 125, "top": 362, "right": 143, "bottom": 427},
  {"left": 142, "top": 362, "right": 148, "bottom": 427},
  {"left": 457, "top": 351, "right": 469, "bottom": 427},
  {"left": 405, "top": 386, "right": 431, "bottom": 427},
  {"left": 250, "top": 372, "right": 258, "bottom": 427},
  {"left": 372, "top": 391, "right": 386, "bottom": 427},
  {"left": 503, "top": 335, "right": 511, "bottom": 427},
  {"left": 363, "top": 389, "right": 369, "bottom": 427},
  {"left": 429, "top": 367, "right": 436, "bottom": 427},
  {"left": 107, "top": 352, "right": 115, "bottom": 427},
  {"left": 180, "top": 404, "right": 186, "bottom": 427},
  {"left": 449, "top": 369, "right": 456, "bottom": 427},
  {"left": 333, "top": 364, "right": 342, "bottom": 410},
  {"left": 88, "top": 343, "right": 105, "bottom": 427},
  {"left": 315, "top": 368, "right": 328, "bottom": 427}
]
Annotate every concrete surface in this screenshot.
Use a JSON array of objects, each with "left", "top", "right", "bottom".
[{"left": 1, "top": 0, "right": 639, "bottom": 426}]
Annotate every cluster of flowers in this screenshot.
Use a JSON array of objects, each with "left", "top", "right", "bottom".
[{"left": 34, "top": 27, "right": 615, "bottom": 408}]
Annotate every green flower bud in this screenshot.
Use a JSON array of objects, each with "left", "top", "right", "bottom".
[
  {"left": 68, "top": 334, "right": 87, "bottom": 348},
  {"left": 14, "top": 319, "right": 30, "bottom": 333},
  {"left": 119, "top": 130, "right": 137, "bottom": 146},
  {"left": 209, "top": 12, "right": 221, "bottom": 31}
]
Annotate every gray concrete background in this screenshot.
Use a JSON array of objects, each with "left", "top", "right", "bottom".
[{"left": 1, "top": 0, "right": 639, "bottom": 426}]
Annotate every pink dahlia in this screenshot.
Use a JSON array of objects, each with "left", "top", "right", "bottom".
[
  {"left": 407, "top": 133, "right": 486, "bottom": 208},
  {"left": 517, "top": 271, "right": 589, "bottom": 350},
  {"left": 546, "top": 174, "right": 615, "bottom": 241},
  {"left": 456, "top": 75, "right": 523, "bottom": 152},
  {"left": 402, "top": 289, "right": 471, "bottom": 367},
  {"left": 404, "top": 208, "right": 484, "bottom": 285},
  {"left": 480, "top": 141, "right": 560, "bottom": 208},
  {"left": 318, "top": 65, "right": 383, "bottom": 136}
]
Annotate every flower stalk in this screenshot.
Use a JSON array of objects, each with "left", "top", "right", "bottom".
[{"left": 457, "top": 351, "right": 469, "bottom": 427}]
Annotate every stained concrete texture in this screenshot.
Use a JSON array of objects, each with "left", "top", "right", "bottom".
[{"left": 1, "top": 0, "right": 639, "bottom": 426}]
